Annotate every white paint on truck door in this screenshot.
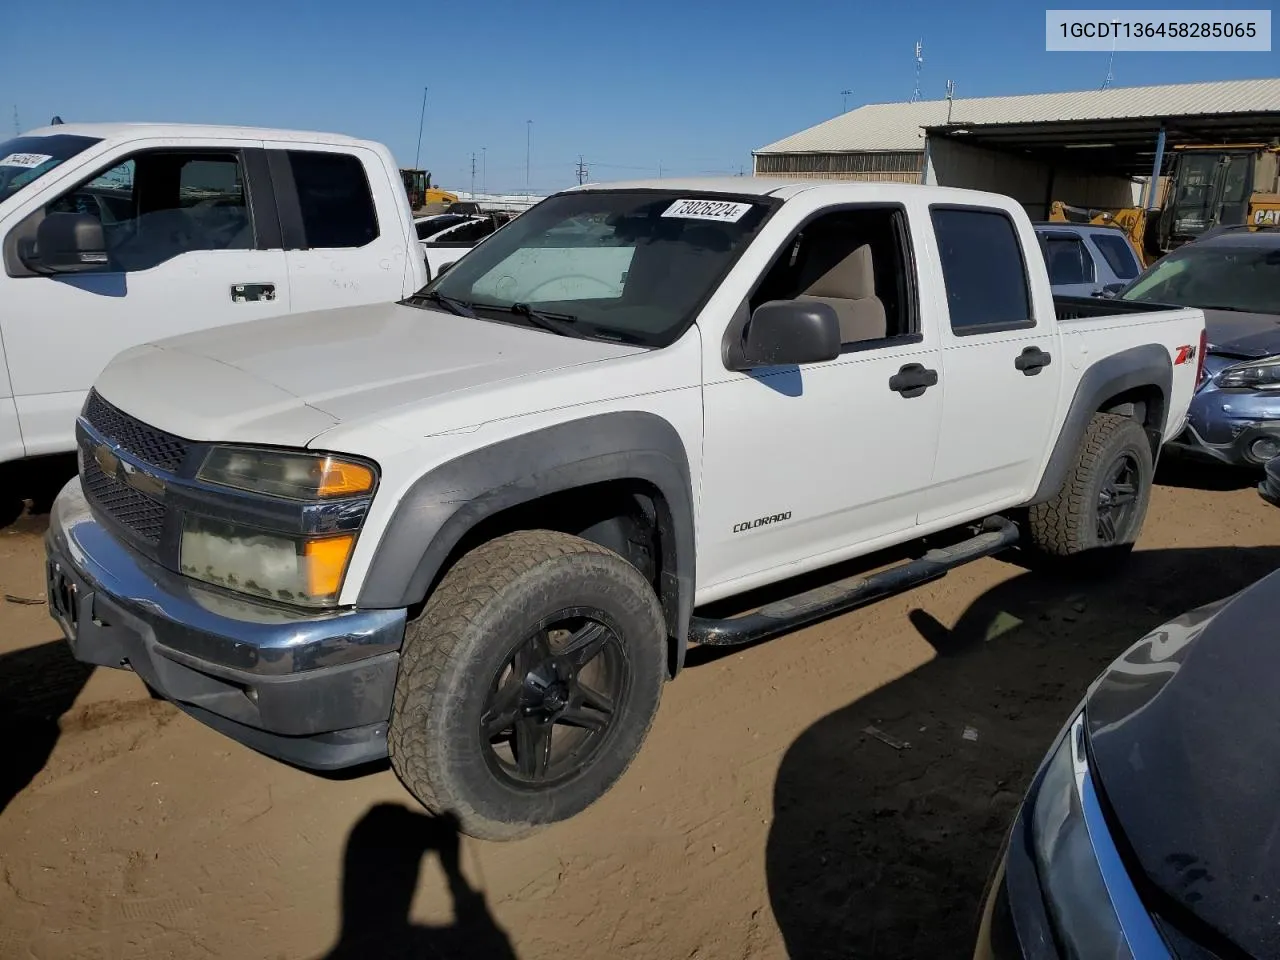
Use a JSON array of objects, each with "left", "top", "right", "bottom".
[
  {"left": 697, "top": 201, "right": 945, "bottom": 598},
  {"left": 916, "top": 204, "right": 1065, "bottom": 524},
  {"left": 265, "top": 143, "right": 416, "bottom": 313},
  {"left": 0, "top": 139, "right": 291, "bottom": 457}
]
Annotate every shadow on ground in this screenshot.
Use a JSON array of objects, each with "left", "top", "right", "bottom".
[
  {"left": 1155, "top": 453, "right": 1260, "bottom": 492},
  {"left": 765, "top": 545, "right": 1280, "bottom": 960},
  {"left": 0, "top": 640, "right": 93, "bottom": 814},
  {"left": 320, "top": 803, "right": 518, "bottom": 960},
  {"left": 0, "top": 453, "right": 77, "bottom": 527}
]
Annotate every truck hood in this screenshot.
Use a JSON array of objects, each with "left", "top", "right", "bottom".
[
  {"left": 92, "top": 301, "right": 646, "bottom": 445},
  {"left": 1084, "top": 567, "right": 1280, "bottom": 959},
  {"left": 1203, "top": 309, "right": 1280, "bottom": 360}
]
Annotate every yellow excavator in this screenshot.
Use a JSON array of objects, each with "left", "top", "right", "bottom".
[
  {"left": 1050, "top": 142, "right": 1280, "bottom": 266},
  {"left": 400, "top": 168, "right": 459, "bottom": 213}
]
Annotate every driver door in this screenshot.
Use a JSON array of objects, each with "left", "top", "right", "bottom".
[{"left": 0, "top": 139, "right": 291, "bottom": 456}]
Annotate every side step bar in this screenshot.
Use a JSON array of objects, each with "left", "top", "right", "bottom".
[{"left": 688, "top": 516, "right": 1021, "bottom": 647}]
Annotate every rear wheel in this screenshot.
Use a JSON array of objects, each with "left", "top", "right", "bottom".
[
  {"left": 388, "top": 529, "right": 667, "bottom": 841},
  {"left": 1027, "top": 413, "right": 1154, "bottom": 563}
]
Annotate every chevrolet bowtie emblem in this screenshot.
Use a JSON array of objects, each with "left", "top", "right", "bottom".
[{"left": 93, "top": 443, "right": 120, "bottom": 478}]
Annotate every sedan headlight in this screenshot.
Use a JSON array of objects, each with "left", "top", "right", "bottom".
[
  {"left": 1215, "top": 357, "right": 1280, "bottom": 391},
  {"left": 197, "top": 447, "right": 376, "bottom": 500},
  {"left": 180, "top": 515, "right": 355, "bottom": 607}
]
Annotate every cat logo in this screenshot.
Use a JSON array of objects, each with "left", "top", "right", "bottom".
[{"left": 1253, "top": 209, "right": 1279, "bottom": 227}]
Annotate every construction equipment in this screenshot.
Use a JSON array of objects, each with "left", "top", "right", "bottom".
[
  {"left": 400, "top": 168, "right": 459, "bottom": 213},
  {"left": 1051, "top": 142, "right": 1280, "bottom": 266}
]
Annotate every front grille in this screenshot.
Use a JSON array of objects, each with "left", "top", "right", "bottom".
[
  {"left": 82, "top": 389, "right": 191, "bottom": 473},
  {"left": 81, "top": 451, "right": 166, "bottom": 545}
]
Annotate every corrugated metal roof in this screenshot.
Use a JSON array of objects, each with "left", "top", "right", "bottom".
[{"left": 755, "top": 77, "right": 1280, "bottom": 154}]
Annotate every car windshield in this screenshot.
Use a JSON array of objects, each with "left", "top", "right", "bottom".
[
  {"left": 0, "top": 134, "right": 101, "bottom": 205},
  {"left": 414, "top": 190, "right": 775, "bottom": 346},
  {"left": 1120, "top": 242, "right": 1280, "bottom": 315}
]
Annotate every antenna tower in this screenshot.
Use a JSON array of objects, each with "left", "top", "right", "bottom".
[
  {"left": 576, "top": 155, "right": 588, "bottom": 184},
  {"left": 911, "top": 41, "right": 924, "bottom": 102},
  {"left": 945, "top": 79, "right": 956, "bottom": 123}
]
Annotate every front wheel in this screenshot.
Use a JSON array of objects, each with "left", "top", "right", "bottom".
[
  {"left": 1026, "top": 413, "right": 1154, "bottom": 563},
  {"left": 388, "top": 530, "right": 667, "bottom": 841}
]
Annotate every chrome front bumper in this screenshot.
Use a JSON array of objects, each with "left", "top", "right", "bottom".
[{"left": 45, "top": 478, "right": 406, "bottom": 770}]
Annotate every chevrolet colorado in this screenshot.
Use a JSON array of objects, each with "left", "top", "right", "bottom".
[{"left": 45, "top": 178, "right": 1205, "bottom": 839}]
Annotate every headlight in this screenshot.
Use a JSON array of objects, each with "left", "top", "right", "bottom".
[
  {"left": 179, "top": 515, "right": 356, "bottom": 607},
  {"left": 1215, "top": 357, "right": 1280, "bottom": 391},
  {"left": 197, "top": 447, "right": 375, "bottom": 500},
  {"left": 1030, "top": 712, "right": 1135, "bottom": 959}
]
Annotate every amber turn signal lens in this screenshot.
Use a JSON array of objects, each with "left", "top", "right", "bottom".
[
  {"left": 316, "top": 458, "right": 376, "bottom": 497},
  {"left": 303, "top": 534, "right": 357, "bottom": 599}
]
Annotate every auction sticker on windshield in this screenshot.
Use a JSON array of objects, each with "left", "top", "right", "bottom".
[
  {"left": 0, "top": 153, "right": 53, "bottom": 168},
  {"left": 662, "top": 198, "right": 754, "bottom": 222}
]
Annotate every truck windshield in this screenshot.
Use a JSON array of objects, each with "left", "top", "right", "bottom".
[
  {"left": 1120, "top": 242, "right": 1280, "bottom": 315},
  {"left": 416, "top": 189, "right": 776, "bottom": 346},
  {"left": 0, "top": 134, "right": 101, "bottom": 206}
]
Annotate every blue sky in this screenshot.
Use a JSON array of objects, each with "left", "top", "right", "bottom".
[{"left": 3, "top": 0, "right": 1275, "bottom": 194}]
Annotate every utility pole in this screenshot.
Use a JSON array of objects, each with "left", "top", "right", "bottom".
[
  {"left": 470, "top": 152, "right": 477, "bottom": 198},
  {"left": 658, "top": 160, "right": 663, "bottom": 178},
  {"left": 481, "top": 147, "right": 487, "bottom": 194},
  {"left": 525, "top": 120, "right": 532, "bottom": 190},
  {"left": 414, "top": 86, "right": 428, "bottom": 169},
  {"left": 576, "top": 155, "right": 588, "bottom": 185},
  {"left": 12, "top": 106, "right": 19, "bottom": 135},
  {"left": 841, "top": 89, "right": 852, "bottom": 113}
]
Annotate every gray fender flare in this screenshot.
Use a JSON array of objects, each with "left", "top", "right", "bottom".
[
  {"left": 357, "top": 411, "right": 696, "bottom": 667},
  {"left": 1027, "top": 343, "right": 1173, "bottom": 506}
]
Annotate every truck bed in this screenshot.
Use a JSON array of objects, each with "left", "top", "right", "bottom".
[{"left": 1053, "top": 295, "right": 1186, "bottom": 322}]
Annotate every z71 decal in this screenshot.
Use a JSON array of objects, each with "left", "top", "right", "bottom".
[
  {"left": 733, "top": 511, "right": 792, "bottom": 533},
  {"left": 1174, "top": 344, "right": 1197, "bottom": 365}
]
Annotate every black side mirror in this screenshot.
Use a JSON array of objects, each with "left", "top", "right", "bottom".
[
  {"left": 22, "top": 213, "right": 108, "bottom": 274},
  {"left": 734, "top": 300, "right": 841, "bottom": 369},
  {"left": 1092, "top": 282, "right": 1125, "bottom": 299},
  {"left": 436, "top": 260, "right": 455, "bottom": 277}
]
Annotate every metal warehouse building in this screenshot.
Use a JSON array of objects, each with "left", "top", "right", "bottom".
[{"left": 753, "top": 77, "right": 1280, "bottom": 218}]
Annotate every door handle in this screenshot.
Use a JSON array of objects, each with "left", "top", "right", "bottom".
[
  {"left": 1015, "top": 346, "right": 1052, "bottom": 375},
  {"left": 231, "top": 283, "right": 276, "bottom": 303},
  {"left": 888, "top": 363, "right": 939, "bottom": 398}
]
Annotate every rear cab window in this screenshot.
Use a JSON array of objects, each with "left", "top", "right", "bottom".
[
  {"left": 1041, "top": 232, "right": 1096, "bottom": 285},
  {"left": 286, "top": 150, "right": 379, "bottom": 249},
  {"left": 930, "top": 207, "right": 1033, "bottom": 333}
]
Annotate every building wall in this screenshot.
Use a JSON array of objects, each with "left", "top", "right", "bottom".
[{"left": 923, "top": 137, "right": 1136, "bottom": 218}]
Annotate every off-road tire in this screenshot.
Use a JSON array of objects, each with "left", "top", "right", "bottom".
[
  {"left": 388, "top": 529, "right": 667, "bottom": 841},
  {"left": 1026, "top": 412, "right": 1154, "bottom": 562}
]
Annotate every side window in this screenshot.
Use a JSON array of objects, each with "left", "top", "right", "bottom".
[
  {"left": 749, "top": 206, "right": 915, "bottom": 347},
  {"left": 43, "top": 151, "right": 252, "bottom": 272},
  {"left": 931, "top": 208, "right": 1031, "bottom": 332},
  {"left": 286, "top": 150, "right": 379, "bottom": 249},
  {"left": 1091, "top": 233, "right": 1141, "bottom": 281},
  {"left": 1043, "top": 234, "right": 1095, "bottom": 285}
]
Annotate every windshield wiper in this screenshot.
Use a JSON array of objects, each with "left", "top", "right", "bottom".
[
  {"left": 404, "top": 289, "right": 476, "bottom": 318},
  {"left": 507, "top": 302, "right": 581, "bottom": 337}
]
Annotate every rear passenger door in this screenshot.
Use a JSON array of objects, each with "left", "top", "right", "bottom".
[
  {"left": 264, "top": 142, "right": 415, "bottom": 313},
  {"left": 917, "top": 205, "right": 1064, "bottom": 525}
]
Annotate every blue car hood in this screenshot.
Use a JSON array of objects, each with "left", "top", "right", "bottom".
[{"left": 1204, "top": 309, "right": 1280, "bottom": 359}]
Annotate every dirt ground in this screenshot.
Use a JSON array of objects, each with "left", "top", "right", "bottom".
[{"left": 1, "top": 456, "right": 1277, "bottom": 960}]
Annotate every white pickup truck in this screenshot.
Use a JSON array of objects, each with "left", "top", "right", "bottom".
[
  {"left": 0, "top": 122, "right": 427, "bottom": 465},
  {"left": 44, "top": 178, "right": 1205, "bottom": 840}
]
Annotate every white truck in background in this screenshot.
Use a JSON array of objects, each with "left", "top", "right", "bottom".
[
  {"left": 45, "top": 178, "right": 1205, "bottom": 841},
  {"left": 0, "top": 123, "right": 429, "bottom": 465}
]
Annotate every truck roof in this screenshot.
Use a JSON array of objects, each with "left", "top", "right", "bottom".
[
  {"left": 565, "top": 175, "right": 1028, "bottom": 208},
  {"left": 16, "top": 121, "right": 380, "bottom": 150}
]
